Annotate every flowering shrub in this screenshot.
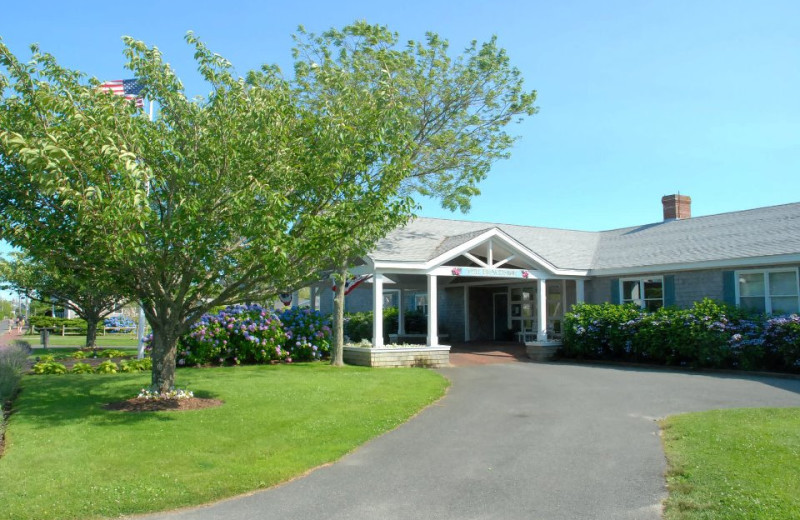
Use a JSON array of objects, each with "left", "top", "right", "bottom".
[
  {"left": 278, "top": 307, "right": 332, "bottom": 361},
  {"left": 562, "top": 299, "right": 800, "bottom": 372},
  {"left": 178, "top": 304, "right": 287, "bottom": 366},
  {"left": 103, "top": 316, "right": 136, "bottom": 331},
  {"left": 173, "top": 304, "right": 334, "bottom": 367}
]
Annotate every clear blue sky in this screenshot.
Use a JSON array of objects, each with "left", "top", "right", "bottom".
[{"left": 1, "top": 0, "right": 798, "bottom": 250}]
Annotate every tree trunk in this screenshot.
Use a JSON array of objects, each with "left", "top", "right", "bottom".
[
  {"left": 150, "top": 322, "right": 181, "bottom": 392},
  {"left": 85, "top": 316, "right": 99, "bottom": 350},
  {"left": 331, "top": 262, "right": 348, "bottom": 367}
]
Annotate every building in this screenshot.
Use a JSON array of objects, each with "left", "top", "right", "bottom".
[{"left": 315, "top": 195, "right": 800, "bottom": 348}]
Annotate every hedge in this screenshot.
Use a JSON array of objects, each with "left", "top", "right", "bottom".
[{"left": 561, "top": 299, "right": 800, "bottom": 372}]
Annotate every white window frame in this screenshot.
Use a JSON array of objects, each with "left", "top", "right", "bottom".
[
  {"left": 734, "top": 268, "right": 800, "bottom": 315},
  {"left": 619, "top": 276, "right": 664, "bottom": 310}
]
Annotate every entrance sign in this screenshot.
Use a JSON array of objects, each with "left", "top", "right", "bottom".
[{"left": 451, "top": 267, "right": 531, "bottom": 279}]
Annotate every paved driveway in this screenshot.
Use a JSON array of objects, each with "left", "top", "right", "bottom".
[{"left": 139, "top": 362, "right": 800, "bottom": 520}]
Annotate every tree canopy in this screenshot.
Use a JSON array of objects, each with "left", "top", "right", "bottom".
[{"left": 0, "top": 22, "right": 536, "bottom": 389}]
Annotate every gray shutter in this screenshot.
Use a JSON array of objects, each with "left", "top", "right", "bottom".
[
  {"left": 722, "top": 271, "right": 736, "bottom": 305},
  {"left": 610, "top": 278, "right": 620, "bottom": 304},
  {"left": 663, "top": 275, "right": 675, "bottom": 307}
]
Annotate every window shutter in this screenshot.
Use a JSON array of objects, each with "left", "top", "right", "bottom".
[
  {"left": 664, "top": 275, "right": 675, "bottom": 307},
  {"left": 722, "top": 271, "right": 736, "bottom": 305},
  {"left": 610, "top": 278, "right": 620, "bottom": 304}
]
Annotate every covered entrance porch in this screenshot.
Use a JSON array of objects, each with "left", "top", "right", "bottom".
[{"left": 357, "top": 228, "right": 588, "bottom": 353}]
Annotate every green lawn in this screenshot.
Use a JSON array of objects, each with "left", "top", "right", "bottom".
[
  {"left": 23, "top": 334, "right": 140, "bottom": 348},
  {"left": 661, "top": 408, "right": 800, "bottom": 519},
  {"left": 0, "top": 364, "right": 448, "bottom": 520}
]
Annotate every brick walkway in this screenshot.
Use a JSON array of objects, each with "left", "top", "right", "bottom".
[
  {"left": 0, "top": 326, "right": 25, "bottom": 349},
  {"left": 448, "top": 342, "right": 530, "bottom": 366}
]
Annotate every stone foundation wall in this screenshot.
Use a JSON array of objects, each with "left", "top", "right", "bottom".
[{"left": 343, "top": 346, "right": 451, "bottom": 368}]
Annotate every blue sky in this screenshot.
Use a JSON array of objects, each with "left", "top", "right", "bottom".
[{"left": 1, "top": 0, "right": 798, "bottom": 255}]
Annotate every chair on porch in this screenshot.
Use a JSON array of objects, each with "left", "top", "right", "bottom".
[{"left": 515, "top": 323, "right": 538, "bottom": 344}]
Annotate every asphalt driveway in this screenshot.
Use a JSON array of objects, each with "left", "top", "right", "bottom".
[{"left": 138, "top": 362, "right": 800, "bottom": 520}]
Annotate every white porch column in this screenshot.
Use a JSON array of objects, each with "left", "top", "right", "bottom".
[
  {"left": 291, "top": 291, "right": 300, "bottom": 308},
  {"left": 463, "top": 286, "right": 470, "bottom": 342},
  {"left": 427, "top": 274, "right": 438, "bottom": 346},
  {"left": 398, "top": 289, "right": 406, "bottom": 335},
  {"left": 576, "top": 279, "right": 585, "bottom": 304},
  {"left": 309, "top": 286, "right": 317, "bottom": 311},
  {"left": 537, "top": 278, "right": 548, "bottom": 342},
  {"left": 372, "top": 274, "right": 384, "bottom": 347}
]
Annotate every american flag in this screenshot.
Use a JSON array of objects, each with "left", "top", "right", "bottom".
[
  {"left": 98, "top": 79, "right": 144, "bottom": 108},
  {"left": 331, "top": 274, "right": 373, "bottom": 296}
]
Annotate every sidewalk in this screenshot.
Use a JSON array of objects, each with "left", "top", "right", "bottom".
[{"left": 0, "top": 326, "right": 26, "bottom": 349}]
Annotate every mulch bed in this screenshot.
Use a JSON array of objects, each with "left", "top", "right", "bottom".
[{"left": 104, "top": 397, "right": 224, "bottom": 412}]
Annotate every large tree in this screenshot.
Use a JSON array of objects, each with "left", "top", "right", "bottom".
[
  {"left": 0, "top": 22, "right": 536, "bottom": 387},
  {"left": 0, "top": 253, "right": 124, "bottom": 348},
  {"left": 291, "top": 24, "right": 538, "bottom": 362}
]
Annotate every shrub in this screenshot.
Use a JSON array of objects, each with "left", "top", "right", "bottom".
[
  {"left": 32, "top": 361, "right": 68, "bottom": 375},
  {"left": 0, "top": 341, "right": 30, "bottom": 406},
  {"left": 562, "top": 299, "right": 800, "bottom": 373},
  {"left": 562, "top": 303, "right": 641, "bottom": 359},
  {"left": 94, "top": 360, "right": 118, "bottom": 374},
  {"left": 344, "top": 308, "right": 428, "bottom": 343},
  {"left": 29, "top": 317, "right": 87, "bottom": 334},
  {"left": 103, "top": 315, "right": 137, "bottom": 331},
  {"left": 343, "top": 311, "right": 373, "bottom": 342},
  {"left": 278, "top": 307, "right": 332, "bottom": 360},
  {"left": 72, "top": 350, "right": 87, "bottom": 359},
  {"left": 762, "top": 314, "right": 800, "bottom": 371},
  {"left": 71, "top": 362, "right": 94, "bottom": 374},
  {"left": 97, "top": 349, "right": 130, "bottom": 359},
  {"left": 119, "top": 358, "right": 152, "bottom": 372},
  {"left": 177, "top": 304, "right": 288, "bottom": 366}
]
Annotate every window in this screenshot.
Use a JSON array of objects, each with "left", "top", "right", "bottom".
[
  {"left": 737, "top": 269, "right": 799, "bottom": 315},
  {"left": 510, "top": 286, "right": 536, "bottom": 332},
  {"left": 620, "top": 277, "right": 663, "bottom": 311},
  {"left": 414, "top": 294, "right": 428, "bottom": 316}
]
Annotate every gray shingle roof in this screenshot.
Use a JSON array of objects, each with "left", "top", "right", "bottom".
[{"left": 368, "top": 202, "right": 800, "bottom": 273}]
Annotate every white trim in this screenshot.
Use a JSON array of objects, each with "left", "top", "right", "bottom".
[
  {"left": 536, "top": 279, "right": 547, "bottom": 341},
  {"left": 371, "top": 228, "right": 590, "bottom": 277},
  {"left": 619, "top": 276, "right": 664, "bottom": 310},
  {"left": 427, "top": 275, "right": 438, "bottom": 346},
  {"left": 372, "top": 274, "right": 384, "bottom": 348},
  {"left": 734, "top": 267, "right": 800, "bottom": 314},
  {"left": 493, "top": 254, "right": 517, "bottom": 268},
  {"left": 463, "top": 251, "right": 490, "bottom": 268}
]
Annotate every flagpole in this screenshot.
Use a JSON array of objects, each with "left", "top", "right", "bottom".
[{"left": 137, "top": 99, "right": 154, "bottom": 360}]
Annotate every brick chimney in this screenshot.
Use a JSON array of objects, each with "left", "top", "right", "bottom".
[{"left": 662, "top": 194, "right": 691, "bottom": 221}]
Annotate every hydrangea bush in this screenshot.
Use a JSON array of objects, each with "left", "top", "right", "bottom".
[
  {"left": 172, "top": 304, "right": 332, "bottom": 367},
  {"left": 562, "top": 299, "right": 800, "bottom": 372},
  {"left": 277, "top": 307, "right": 332, "bottom": 361}
]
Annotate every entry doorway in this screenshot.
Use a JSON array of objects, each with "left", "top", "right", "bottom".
[{"left": 493, "top": 292, "right": 508, "bottom": 340}]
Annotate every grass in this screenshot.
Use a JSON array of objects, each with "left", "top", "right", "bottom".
[
  {"left": 661, "top": 408, "right": 800, "bottom": 519},
  {"left": 24, "top": 334, "right": 140, "bottom": 348},
  {"left": 0, "top": 364, "right": 448, "bottom": 520}
]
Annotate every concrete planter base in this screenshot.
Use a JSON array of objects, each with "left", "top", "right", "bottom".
[
  {"left": 343, "top": 345, "right": 451, "bottom": 368},
  {"left": 525, "top": 341, "right": 561, "bottom": 362}
]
